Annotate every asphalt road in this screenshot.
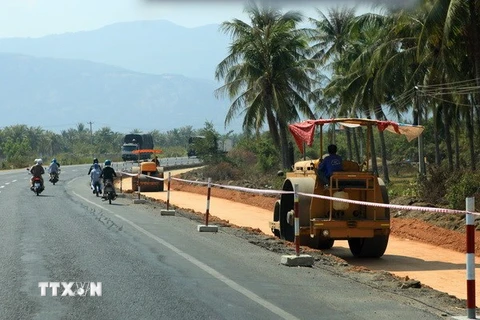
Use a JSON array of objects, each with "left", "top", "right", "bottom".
[{"left": 0, "top": 165, "right": 454, "bottom": 320}]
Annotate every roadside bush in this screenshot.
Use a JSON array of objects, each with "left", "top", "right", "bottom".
[
  {"left": 226, "top": 148, "right": 257, "bottom": 175},
  {"left": 417, "top": 165, "right": 449, "bottom": 204},
  {"left": 444, "top": 170, "right": 480, "bottom": 210},
  {"left": 199, "top": 161, "right": 242, "bottom": 181}
]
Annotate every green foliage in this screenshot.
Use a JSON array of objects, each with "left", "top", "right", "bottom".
[
  {"left": 200, "top": 161, "right": 242, "bottom": 181},
  {"left": 160, "top": 146, "right": 187, "bottom": 158},
  {"left": 235, "top": 133, "right": 280, "bottom": 173},
  {"left": 444, "top": 170, "right": 480, "bottom": 210},
  {"left": 0, "top": 124, "right": 194, "bottom": 168},
  {"left": 193, "top": 122, "right": 227, "bottom": 164}
]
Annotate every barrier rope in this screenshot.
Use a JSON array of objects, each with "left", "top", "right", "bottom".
[{"left": 118, "top": 170, "right": 477, "bottom": 215}]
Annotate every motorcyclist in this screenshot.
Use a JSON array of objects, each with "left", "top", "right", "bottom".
[
  {"left": 100, "top": 160, "right": 117, "bottom": 196},
  {"left": 52, "top": 158, "right": 61, "bottom": 168},
  {"left": 100, "top": 160, "right": 117, "bottom": 183},
  {"left": 90, "top": 163, "right": 103, "bottom": 194},
  {"left": 47, "top": 158, "right": 60, "bottom": 181},
  {"left": 29, "top": 158, "right": 45, "bottom": 190},
  {"left": 87, "top": 158, "right": 101, "bottom": 175}
]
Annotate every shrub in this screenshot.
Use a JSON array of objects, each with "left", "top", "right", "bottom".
[{"left": 444, "top": 170, "right": 480, "bottom": 210}]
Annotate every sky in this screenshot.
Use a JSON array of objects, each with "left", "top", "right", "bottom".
[
  {"left": 0, "top": 0, "right": 418, "bottom": 133},
  {"left": 0, "top": 0, "right": 415, "bottom": 39}
]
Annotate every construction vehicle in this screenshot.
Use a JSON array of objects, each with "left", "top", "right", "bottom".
[
  {"left": 269, "top": 118, "right": 424, "bottom": 258},
  {"left": 121, "top": 133, "right": 154, "bottom": 161},
  {"left": 131, "top": 161, "right": 164, "bottom": 192},
  {"left": 131, "top": 150, "right": 164, "bottom": 192}
]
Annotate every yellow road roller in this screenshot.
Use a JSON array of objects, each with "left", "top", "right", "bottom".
[{"left": 269, "top": 118, "right": 424, "bottom": 258}]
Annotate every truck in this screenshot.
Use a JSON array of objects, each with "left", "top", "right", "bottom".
[
  {"left": 121, "top": 133, "right": 154, "bottom": 161},
  {"left": 269, "top": 118, "right": 424, "bottom": 258}
]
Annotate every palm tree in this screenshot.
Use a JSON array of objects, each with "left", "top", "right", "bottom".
[
  {"left": 308, "top": 7, "right": 357, "bottom": 158},
  {"left": 215, "top": 2, "right": 317, "bottom": 169}
]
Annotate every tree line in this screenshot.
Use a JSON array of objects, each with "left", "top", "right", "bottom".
[
  {"left": 0, "top": 123, "right": 237, "bottom": 168},
  {"left": 214, "top": 1, "right": 480, "bottom": 185}
]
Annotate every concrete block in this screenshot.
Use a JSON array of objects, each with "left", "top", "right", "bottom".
[
  {"left": 281, "top": 254, "right": 314, "bottom": 267},
  {"left": 160, "top": 209, "right": 176, "bottom": 216},
  {"left": 133, "top": 199, "right": 146, "bottom": 204},
  {"left": 197, "top": 225, "right": 218, "bottom": 233}
]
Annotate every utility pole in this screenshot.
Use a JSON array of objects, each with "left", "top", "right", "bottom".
[
  {"left": 87, "top": 121, "right": 94, "bottom": 158},
  {"left": 87, "top": 121, "right": 94, "bottom": 145}
]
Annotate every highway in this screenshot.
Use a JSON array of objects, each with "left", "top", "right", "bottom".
[{"left": 0, "top": 164, "right": 457, "bottom": 319}]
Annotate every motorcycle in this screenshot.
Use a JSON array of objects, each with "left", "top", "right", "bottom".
[
  {"left": 49, "top": 171, "right": 59, "bottom": 185},
  {"left": 31, "top": 176, "right": 44, "bottom": 196},
  {"left": 91, "top": 180, "right": 102, "bottom": 197},
  {"left": 102, "top": 179, "right": 116, "bottom": 204}
]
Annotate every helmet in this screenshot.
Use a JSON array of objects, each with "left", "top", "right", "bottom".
[
  {"left": 36, "top": 158, "right": 43, "bottom": 165},
  {"left": 104, "top": 160, "right": 111, "bottom": 166},
  {"left": 93, "top": 158, "right": 98, "bottom": 164},
  {"left": 93, "top": 163, "right": 99, "bottom": 169},
  {"left": 52, "top": 158, "right": 57, "bottom": 163}
]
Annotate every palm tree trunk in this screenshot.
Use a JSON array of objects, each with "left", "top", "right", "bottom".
[
  {"left": 433, "top": 106, "right": 441, "bottom": 165},
  {"left": 454, "top": 121, "right": 460, "bottom": 170},
  {"left": 265, "top": 109, "right": 281, "bottom": 151},
  {"left": 442, "top": 103, "right": 454, "bottom": 171},
  {"left": 467, "top": 101, "right": 476, "bottom": 170},
  {"left": 279, "top": 125, "right": 290, "bottom": 170}
]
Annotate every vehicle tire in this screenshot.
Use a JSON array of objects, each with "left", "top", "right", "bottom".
[
  {"left": 279, "top": 206, "right": 294, "bottom": 242},
  {"left": 272, "top": 200, "right": 281, "bottom": 238},
  {"left": 348, "top": 235, "right": 389, "bottom": 258},
  {"left": 313, "top": 237, "right": 335, "bottom": 250}
]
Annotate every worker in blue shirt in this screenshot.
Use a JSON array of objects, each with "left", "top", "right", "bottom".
[{"left": 318, "top": 144, "right": 343, "bottom": 187}]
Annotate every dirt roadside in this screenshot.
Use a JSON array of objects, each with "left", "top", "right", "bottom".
[{"left": 116, "top": 174, "right": 470, "bottom": 316}]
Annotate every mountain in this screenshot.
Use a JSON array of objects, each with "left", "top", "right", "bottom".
[
  {"left": 0, "top": 53, "right": 240, "bottom": 133},
  {"left": 0, "top": 20, "right": 231, "bottom": 80}
]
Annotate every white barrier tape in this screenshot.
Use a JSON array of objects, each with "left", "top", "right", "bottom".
[
  {"left": 172, "top": 177, "right": 210, "bottom": 186},
  {"left": 144, "top": 175, "right": 165, "bottom": 182},
  {"left": 297, "top": 192, "right": 476, "bottom": 216},
  {"left": 119, "top": 171, "right": 137, "bottom": 177},
  {"left": 118, "top": 171, "right": 165, "bottom": 181},
  {"left": 210, "top": 182, "right": 292, "bottom": 196},
  {"left": 146, "top": 172, "right": 475, "bottom": 216}
]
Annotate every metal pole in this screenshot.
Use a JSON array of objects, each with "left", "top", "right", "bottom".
[
  {"left": 205, "top": 178, "right": 211, "bottom": 226},
  {"left": 137, "top": 172, "right": 141, "bottom": 200},
  {"left": 294, "top": 184, "right": 300, "bottom": 257},
  {"left": 466, "top": 197, "right": 476, "bottom": 319},
  {"left": 166, "top": 172, "right": 171, "bottom": 211},
  {"left": 415, "top": 86, "right": 426, "bottom": 176}
]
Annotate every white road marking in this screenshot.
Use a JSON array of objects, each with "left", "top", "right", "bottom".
[
  {"left": 72, "top": 191, "right": 299, "bottom": 320},
  {"left": 5, "top": 182, "right": 10, "bottom": 185},
  {"left": 12, "top": 180, "right": 17, "bottom": 183},
  {"left": 115, "top": 215, "right": 299, "bottom": 320},
  {"left": 0, "top": 186, "right": 4, "bottom": 189}
]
